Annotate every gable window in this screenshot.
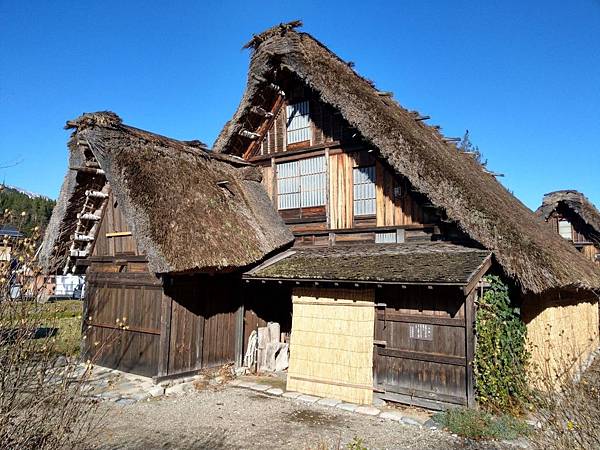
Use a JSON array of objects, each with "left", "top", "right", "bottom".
[
  {"left": 353, "top": 166, "right": 376, "bottom": 216},
  {"left": 277, "top": 156, "right": 326, "bottom": 210},
  {"left": 558, "top": 219, "right": 572, "bottom": 240},
  {"left": 286, "top": 101, "right": 311, "bottom": 144}
]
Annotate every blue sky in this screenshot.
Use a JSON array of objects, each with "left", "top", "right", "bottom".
[{"left": 1, "top": 1, "right": 599, "bottom": 209}]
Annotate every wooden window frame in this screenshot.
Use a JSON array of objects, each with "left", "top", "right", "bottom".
[{"left": 353, "top": 165, "right": 376, "bottom": 218}]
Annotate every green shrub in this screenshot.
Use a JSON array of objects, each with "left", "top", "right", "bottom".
[
  {"left": 433, "top": 407, "right": 530, "bottom": 440},
  {"left": 474, "top": 275, "right": 529, "bottom": 412}
]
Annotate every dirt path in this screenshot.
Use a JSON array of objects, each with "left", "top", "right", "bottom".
[{"left": 84, "top": 387, "right": 508, "bottom": 449}]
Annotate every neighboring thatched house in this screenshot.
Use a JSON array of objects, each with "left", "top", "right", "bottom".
[
  {"left": 213, "top": 22, "right": 600, "bottom": 407},
  {"left": 536, "top": 190, "right": 600, "bottom": 266},
  {"left": 41, "top": 111, "right": 293, "bottom": 377}
]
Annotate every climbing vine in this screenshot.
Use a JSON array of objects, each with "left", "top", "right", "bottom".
[{"left": 474, "top": 275, "right": 529, "bottom": 413}]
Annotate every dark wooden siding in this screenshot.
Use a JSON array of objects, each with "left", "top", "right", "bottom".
[
  {"left": 373, "top": 285, "right": 473, "bottom": 408},
  {"left": 83, "top": 262, "right": 162, "bottom": 377},
  {"left": 160, "top": 274, "right": 240, "bottom": 377},
  {"left": 92, "top": 193, "right": 139, "bottom": 257}
]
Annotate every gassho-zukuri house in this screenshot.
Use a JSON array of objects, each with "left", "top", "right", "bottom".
[
  {"left": 40, "top": 22, "right": 600, "bottom": 410},
  {"left": 537, "top": 190, "right": 600, "bottom": 267}
]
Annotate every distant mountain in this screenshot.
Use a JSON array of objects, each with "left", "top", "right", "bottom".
[
  {"left": 3, "top": 184, "right": 52, "bottom": 201},
  {"left": 0, "top": 184, "right": 56, "bottom": 237}
]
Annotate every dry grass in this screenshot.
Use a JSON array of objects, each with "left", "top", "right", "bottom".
[{"left": 527, "top": 352, "right": 600, "bottom": 449}]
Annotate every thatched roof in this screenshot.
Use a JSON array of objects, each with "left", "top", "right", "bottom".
[
  {"left": 214, "top": 23, "right": 600, "bottom": 294},
  {"left": 245, "top": 243, "right": 491, "bottom": 285},
  {"left": 537, "top": 190, "right": 600, "bottom": 245},
  {"left": 40, "top": 112, "right": 293, "bottom": 274}
]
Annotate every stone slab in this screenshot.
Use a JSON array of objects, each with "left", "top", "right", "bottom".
[
  {"left": 380, "top": 411, "right": 405, "bottom": 422},
  {"left": 266, "top": 388, "right": 284, "bottom": 396},
  {"left": 115, "top": 398, "right": 136, "bottom": 406},
  {"left": 355, "top": 406, "right": 380, "bottom": 416},
  {"left": 336, "top": 402, "right": 358, "bottom": 412},
  {"left": 317, "top": 398, "right": 342, "bottom": 407},
  {"left": 147, "top": 386, "right": 165, "bottom": 397},
  {"left": 249, "top": 383, "right": 270, "bottom": 392},
  {"left": 297, "top": 394, "right": 320, "bottom": 403},
  {"left": 237, "top": 381, "right": 255, "bottom": 389},
  {"left": 401, "top": 416, "right": 423, "bottom": 427},
  {"left": 281, "top": 391, "right": 301, "bottom": 399}
]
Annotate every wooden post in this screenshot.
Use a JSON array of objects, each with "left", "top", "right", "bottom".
[
  {"left": 157, "top": 277, "right": 173, "bottom": 377},
  {"left": 234, "top": 302, "right": 245, "bottom": 368},
  {"left": 465, "top": 291, "right": 476, "bottom": 408}
]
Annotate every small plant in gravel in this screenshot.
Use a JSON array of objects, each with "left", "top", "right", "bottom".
[
  {"left": 346, "top": 436, "right": 367, "bottom": 450},
  {"left": 433, "top": 407, "right": 530, "bottom": 441}
]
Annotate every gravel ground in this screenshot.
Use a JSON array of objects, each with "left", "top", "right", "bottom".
[{"left": 83, "top": 386, "right": 511, "bottom": 450}]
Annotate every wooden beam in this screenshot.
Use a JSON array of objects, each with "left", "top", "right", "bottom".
[
  {"left": 463, "top": 254, "right": 492, "bottom": 295},
  {"left": 234, "top": 302, "right": 245, "bottom": 368},
  {"left": 70, "top": 167, "right": 105, "bottom": 175},
  {"left": 376, "top": 347, "right": 467, "bottom": 366},
  {"left": 243, "top": 95, "right": 285, "bottom": 160},
  {"left": 465, "top": 291, "right": 476, "bottom": 408},
  {"left": 105, "top": 231, "right": 133, "bottom": 238},
  {"left": 157, "top": 281, "right": 173, "bottom": 377}
]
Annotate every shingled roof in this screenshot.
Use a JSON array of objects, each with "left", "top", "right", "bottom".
[
  {"left": 537, "top": 190, "right": 600, "bottom": 245},
  {"left": 245, "top": 243, "right": 492, "bottom": 286},
  {"left": 213, "top": 22, "right": 600, "bottom": 294},
  {"left": 40, "top": 112, "right": 293, "bottom": 274}
]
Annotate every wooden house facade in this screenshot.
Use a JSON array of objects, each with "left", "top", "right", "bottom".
[
  {"left": 213, "top": 23, "right": 600, "bottom": 408},
  {"left": 537, "top": 190, "right": 600, "bottom": 266},
  {"left": 40, "top": 112, "right": 293, "bottom": 378},
  {"left": 41, "top": 24, "right": 600, "bottom": 410}
]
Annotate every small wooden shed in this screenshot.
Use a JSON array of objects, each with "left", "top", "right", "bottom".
[{"left": 40, "top": 112, "right": 293, "bottom": 378}]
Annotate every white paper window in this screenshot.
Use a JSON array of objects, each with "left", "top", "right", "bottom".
[
  {"left": 353, "top": 166, "right": 376, "bottom": 216},
  {"left": 286, "top": 101, "right": 311, "bottom": 144},
  {"left": 277, "top": 156, "right": 326, "bottom": 210},
  {"left": 558, "top": 219, "right": 572, "bottom": 240}
]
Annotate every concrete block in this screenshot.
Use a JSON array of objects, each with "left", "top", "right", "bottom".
[
  {"left": 165, "top": 382, "right": 193, "bottom": 395},
  {"left": 355, "top": 406, "right": 380, "bottom": 416}
]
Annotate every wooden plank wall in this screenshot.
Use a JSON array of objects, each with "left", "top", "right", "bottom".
[
  {"left": 375, "top": 161, "right": 424, "bottom": 227},
  {"left": 373, "top": 285, "right": 469, "bottom": 407},
  {"left": 84, "top": 263, "right": 162, "bottom": 377},
  {"left": 160, "top": 275, "right": 240, "bottom": 377},
  {"left": 92, "top": 192, "right": 139, "bottom": 257}
]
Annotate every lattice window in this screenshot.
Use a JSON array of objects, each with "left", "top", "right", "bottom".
[
  {"left": 277, "top": 156, "right": 326, "bottom": 210},
  {"left": 353, "top": 166, "right": 376, "bottom": 216},
  {"left": 558, "top": 219, "right": 572, "bottom": 240},
  {"left": 286, "top": 101, "right": 311, "bottom": 144}
]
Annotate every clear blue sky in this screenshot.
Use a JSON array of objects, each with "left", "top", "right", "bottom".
[{"left": 1, "top": 1, "right": 599, "bottom": 209}]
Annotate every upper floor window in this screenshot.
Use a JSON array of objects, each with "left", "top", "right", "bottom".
[
  {"left": 558, "top": 219, "right": 572, "bottom": 240},
  {"left": 277, "top": 156, "right": 326, "bottom": 210},
  {"left": 353, "top": 166, "right": 376, "bottom": 216},
  {"left": 286, "top": 101, "right": 311, "bottom": 144}
]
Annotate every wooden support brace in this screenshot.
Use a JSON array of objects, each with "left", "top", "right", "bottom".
[{"left": 239, "top": 129, "right": 261, "bottom": 140}]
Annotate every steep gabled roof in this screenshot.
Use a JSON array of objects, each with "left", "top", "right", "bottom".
[
  {"left": 537, "top": 190, "right": 600, "bottom": 245},
  {"left": 40, "top": 112, "right": 293, "bottom": 274},
  {"left": 214, "top": 22, "right": 600, "bottom": 294}
]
